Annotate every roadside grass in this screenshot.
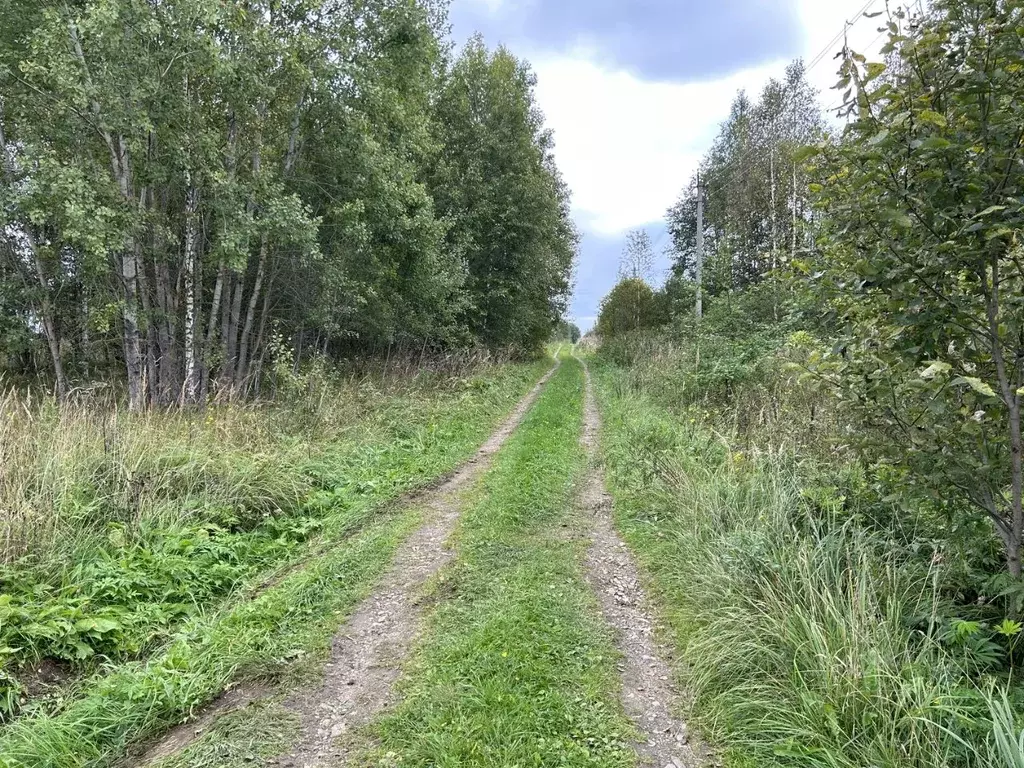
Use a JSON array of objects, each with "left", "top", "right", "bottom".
[
  {"left": 590, "top": 357, "right": 1012, "bottom": 768},
  {"left": 0, "top": 359, "right": 549, "bottom": 766},
  {"left": 364, "top": 354, "right": 637, "bottom": 768},
  {"left": 0, "top": 502, "right": 423, "bottom": 768}
]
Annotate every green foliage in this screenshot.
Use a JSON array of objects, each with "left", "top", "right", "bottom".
[
  {"left": 667, "top": 60, "right": 823, "bottom": 297},
  {"left": 595, "top": 278, "right": 668, "bottom": 338},
  {"left": 0, "top": 1, "right": 574, "bottom": 405},
  {"left": 551, "top": 319, "right": 581, "bottom": 344},
  {"left": 428, "top": 38, "right": 577, "bottom": 354},
  {"left": 805, "top": 1, "right": 1024, "bottom": 575},
  {"left": 0, "top": 502, "right": 422, "bottom": 768},
  {"left": 597, "top": 283, "right": 831, "bottom": 456}
]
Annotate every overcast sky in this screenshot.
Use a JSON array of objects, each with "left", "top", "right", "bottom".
[{"left": 447, "top": 0, "right": 890, "bottom": 332}]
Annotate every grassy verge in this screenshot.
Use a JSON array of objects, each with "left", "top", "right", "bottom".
[
  {"left": 364, "top": 354, "right": 636, "bottom": 767},
  {"left": 0, "top": 497, "right": 423, "bottom": 768},
  {"left": 590, "top": 356, "right": 1010, "bottom": 768},
  {"left": 0, "top": 360, "right": 549, "bottom": 767}
]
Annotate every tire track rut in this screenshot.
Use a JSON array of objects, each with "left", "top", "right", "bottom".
[
  {"left": 578, "top": 357, "right": 709, "bottom": 768},
  {"left": 133, "top": 362, "right": 558, "bottom": 768}
]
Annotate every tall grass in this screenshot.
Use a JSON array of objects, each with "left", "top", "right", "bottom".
[
  {"left": 0, "top": 353, "right": 522, "bottom": 567},
  {"left": 0, "top": 391, "right": 306, "bottom": 565},
  {"left": 592, "top": 357, "right": 1017, "bottom": 768}
]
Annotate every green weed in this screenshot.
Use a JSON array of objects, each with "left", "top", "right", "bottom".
[{"left": 0, "top": 501, "right": 421, "bottom": 768}]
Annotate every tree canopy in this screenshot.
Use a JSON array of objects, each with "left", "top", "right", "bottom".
[
  {"left": 807, "top": 0, "right": 1024, "bottom": 576},
  {"left": 0, "top": 0, "right": 576, "bottom": 407},
  {"left": 596, "top": 278, "right": 666, "bottom": 339}
]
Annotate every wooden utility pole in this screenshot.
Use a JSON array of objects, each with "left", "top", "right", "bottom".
[{"left": 695, "top": 175, "right": 704, "bottom": 319}]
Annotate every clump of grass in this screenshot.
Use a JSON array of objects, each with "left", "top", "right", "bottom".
[
  {"left": 599, "top": 315, "right": 842, "bottom": 460},
  {"left": 366, "top": 356, "right": 636, "bottom": 767},
  {"left": 592, "top": 358, "right": 1017, "bottom": 768},
  {"left": 152, "top": 699, "right": 301, "bottom": 768}
]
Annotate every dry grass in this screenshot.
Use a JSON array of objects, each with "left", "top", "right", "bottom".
[{"left": 0, "top": 350, "right": 522, "bottom": 568}]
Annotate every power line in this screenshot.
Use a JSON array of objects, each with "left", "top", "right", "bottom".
[
  {"left": 806, "top": 0, "right": 880, "bottom": 72},
  {"left": 692, "top": 2, "right": 889, "bottom": 205},
  {"left": 654, "top": 1, "right": 889, "bottom": 265}
]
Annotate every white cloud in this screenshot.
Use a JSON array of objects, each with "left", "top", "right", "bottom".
[
  {"left": 526, "top": 0, "right": 892, "bottom": 236},
  {"left": 533, "top": 54, "right": 781, "bottom": 235}
]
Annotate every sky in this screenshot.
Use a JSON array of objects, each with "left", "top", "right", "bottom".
[{"left": 447, "top": 0, "right": 891, "bottom": 332}]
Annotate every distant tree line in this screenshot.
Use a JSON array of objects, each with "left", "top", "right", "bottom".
[
  {"left": 551, "top": 319, "right": 580, "bottom": 344},
  {"left": 0, "top": 0, "right": 576, "bottom": 408}
]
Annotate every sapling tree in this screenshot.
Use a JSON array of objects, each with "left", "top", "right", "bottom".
[
  {"left": 809, "top": 1, "right": 1024, "bottom": 576},
  {"left": 620, "top": 228, "right": 655, "bottom": 282}
]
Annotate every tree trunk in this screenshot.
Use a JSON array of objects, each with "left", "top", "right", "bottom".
[
  {"left": 1007, "top": 399, "right": 1023, "bottom": 579},
  {"left": 249, "top": 272, "right": 274, "bottom": 397},
  {"left": 221, "top": 271, "right": 244, "bottom": 391},
  {"left": 30, "top": 239, "right": 67, "bottom": 401},
  {"left": 987, "top": 257, "right": 1024, "bottom": 577},
  {"left": 791, "top": 162, "right": 798, "bottom": 261},
  {"left": 151, "top": 183, "right": 177, "bottom": 404},
  {"left": 155, "top": 258, "right": 176, "bottom": 402},
  {"left": 120, "top": 243, "right": 146, "bottom": 411},
  {"left": 139, "top": 269, "right": 161, "bottom": 405},
  {"left": 81, "top": 295, "right": 90, "bottom": 380},
  {"left": 201, "top": 264, "right": 226, "bottom": 401},
  {"left": 235, "top": 233, "right": 268, "bottom": 385},
  {"left": 182, "top": 179, "right": 201, "bottom": 404},
  {"left": 770, "top": 148, "right": 778, "bottom": 321}
]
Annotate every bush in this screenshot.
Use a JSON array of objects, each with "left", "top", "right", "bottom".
[{"left": 595, "top": 278, "right": 668, "bottom": 338}]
